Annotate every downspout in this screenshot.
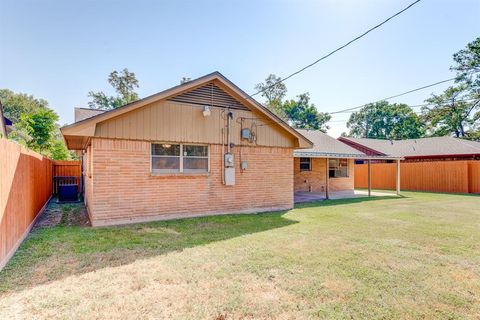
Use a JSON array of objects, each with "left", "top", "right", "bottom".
[{"left": 227, "top": 111, "right": 233, "bottom": 153}]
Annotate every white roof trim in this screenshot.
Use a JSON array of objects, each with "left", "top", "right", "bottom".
[{"left": 294, "top": 151, "right": 404, "bottom": 160}]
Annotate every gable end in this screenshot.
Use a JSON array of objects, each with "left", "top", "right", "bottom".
[{"left": 167, "top": 82, "right": 248, "bottom": 111}]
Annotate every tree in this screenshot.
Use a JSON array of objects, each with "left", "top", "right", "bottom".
[
  {"left": 180, "top": 77, "right": 191, "bottom": 84},
  {"left": 0, "top": 89, "right": 48, "bottom": 123},
  {"left": 422, "top": 84, "right": 478, "bottom": 138},
  {"left": 451, "top": 36, "right": 480, "bottom": 86},
  {"left": 88, "top": 68, "right": 139, "bottom": 110},
  {"left": 15, "top": 108, "right": 58, "bottom": 152},
  {"left": 282, "top": 93, "right": 331, "bottom": 131},
  {"left": 450, "top": 37, "right": 480, "bottom": 138},
  {"left": 421, "top": 38, "right": 480, "bottom": 139},
  {"left": 49, "top": 137, "right": 73, "bottom": 160},
  {"left": 0, "top": 89, "right": 73, "bottom": 159},
  {"left": 347, "top": 101, "right": 424, "bottom": 139},
  {"left": 254, "top": 74, "right": 287, "bottom": 117}
]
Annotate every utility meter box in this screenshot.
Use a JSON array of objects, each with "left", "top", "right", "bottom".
[
  {"left": 225, "top": 167, "right": 235, "bottom": 185},
  {"left": 224, "top": 153, "right": 234, "bottom": 168},
  {"left": 224, "top": 153, "right": 235, "bottom": 185}
]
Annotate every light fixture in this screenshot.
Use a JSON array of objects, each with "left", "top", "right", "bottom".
[{"left": 203, "top": 105, "right": 211, "bottom": 117}]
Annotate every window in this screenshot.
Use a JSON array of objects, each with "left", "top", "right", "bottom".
[
  {"left": 329, "top": 159, "right": 349, "bottom": 178},
  {"left": 151, "top": 143, "right": 208, "bottom": 173},
  {"left": 183, "top": 145, "right": 209, "bottom": 173},
  {"left": 300, "top": 157, "right": 311, "bottom": 171}
]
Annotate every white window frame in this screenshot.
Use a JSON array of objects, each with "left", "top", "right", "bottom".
[{"left": 151, "top": 143, "right": 210, "bottom": 174}]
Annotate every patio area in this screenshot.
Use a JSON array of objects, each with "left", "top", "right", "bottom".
[{"left": 294, "top": 189, "right": 397, "bottom": 203}]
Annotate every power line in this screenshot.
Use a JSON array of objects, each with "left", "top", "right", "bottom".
[
  {"left": 251, "top": 0, "right": 422, "bottom": 97},
  {"left": 329, "top": 77, "right": 456, "bottom": 114}
]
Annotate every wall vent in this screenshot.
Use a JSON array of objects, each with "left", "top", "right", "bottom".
[{"left": 168, "top": 82, "right": 248, "bottom": 111}]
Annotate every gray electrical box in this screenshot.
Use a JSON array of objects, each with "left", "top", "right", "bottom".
[
  {"left": 241, "top": 128, "right": 251, "bottom": 140},
  {"left": 225, "top": 167, "right": 235, "bottom": 185},
  {"left": 224, "top": 153, "right": 234, "bottom": 168},
  {"left": 240, "top": 160, "right": 248, "bottom": 170},
  {"left": 224, "top": 153, "right": 235, "bottom": 185}
]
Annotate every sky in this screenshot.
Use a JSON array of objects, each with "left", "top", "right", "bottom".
[{"left": 1, "top": 0, "right": 479, "bottom": 137}]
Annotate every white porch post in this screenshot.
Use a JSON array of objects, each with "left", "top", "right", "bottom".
[
  {"left": 396, "top": 159, "right": 401, "bottom": 195},
  {"left": 325, "top": 157, "right": 329, "bottom": 200},
  {"left": 367, "top": 159, "right": 372, "bottom": 197}
]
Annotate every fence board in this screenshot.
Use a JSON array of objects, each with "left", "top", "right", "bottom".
[
  {"left": 355, "top": 160, "right": 479, "bottom": 194},
  {"left": 52, "top": 160, "right": 81, "bottom": 194},
  {"left": 468, "top": 162, "right": 480, "bottom": 194},
  {"left": 0, "top": 139, "right": 53, "bottom": 269}
]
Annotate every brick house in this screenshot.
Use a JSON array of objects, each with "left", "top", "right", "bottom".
[
  {"left": 61, "top": 72, "right": 313, "bottom": 226},
  {"left": 293, "top": 130, "right": 369, "bottom": 199}
]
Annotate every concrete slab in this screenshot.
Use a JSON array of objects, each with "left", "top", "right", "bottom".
[{"left": 294, "top": 190, "right": 397, "bottom": 203}]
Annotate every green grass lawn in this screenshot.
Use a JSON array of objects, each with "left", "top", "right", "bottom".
[{"left": 0, "top": 192, "right": 479, "bottom": 319}]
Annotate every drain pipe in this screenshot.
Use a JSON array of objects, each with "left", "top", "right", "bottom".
[{"left": 227, "top": 111, "right": 233, "bottom": 152}]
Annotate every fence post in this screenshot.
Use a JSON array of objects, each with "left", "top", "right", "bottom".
[{"left": 396, "top": 160, "right": 401, "bottom": 195}]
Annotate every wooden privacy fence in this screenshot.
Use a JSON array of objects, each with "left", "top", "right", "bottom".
[
  {"left": 355, "top": 161, "right": 480, "bottom": 194},
  {"left": 52, "top": 160, "right": 81, "bottom": 195},
  {"left": 0, "top": 139, "right": 53, "bottom": 269}
]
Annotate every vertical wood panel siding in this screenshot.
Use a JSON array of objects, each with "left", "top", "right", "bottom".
[
  {"left": 94, "top": 100, "right": 295, "bottom": 148},
  {"left": 0, "top": 139, "right": 53, "bottom": 269},
  {"left": 354, "top": 161, "right": 480, "bottom": 194}
]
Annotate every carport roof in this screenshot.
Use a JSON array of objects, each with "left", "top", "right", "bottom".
[{"left": 293, "top": 129, "right": 403, "bottom": 160}]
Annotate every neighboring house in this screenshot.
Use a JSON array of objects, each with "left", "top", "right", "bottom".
[
  {"left": 339, "top": 136, "right": 480, "bottom": 163},
  {"left": 61, "top": 72, "right": 312, "bottom": 226},
  {"left": 74, "top": 107, "right": 105, "bottom": 122},
  {"left": 293, "top": 130, "right": 367, "bottom": 196}
]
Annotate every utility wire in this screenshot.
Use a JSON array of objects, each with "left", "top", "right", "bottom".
[
  {"left": 250, "top": 0, "right": 422, "bottom": 97},
  {"left": 329, "top": 77, "right": 456, "bottom": 114}
]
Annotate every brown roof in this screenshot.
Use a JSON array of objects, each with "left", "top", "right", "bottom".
[
  {"left": 74, "top": 108, "right": 105, "bottom": 122},
  {"left": 339, "top": 136, "right": 480, "bottom": 158},
  {"left": 294, "top": 130, "right": 366, "bottom": 158}
]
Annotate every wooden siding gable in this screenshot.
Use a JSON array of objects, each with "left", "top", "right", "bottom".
[
  {"left": 61, "top": 72, "right": 313, "bottom": 149},
  {"left": 94, "top": 99, "right": 296, "bottom": 148}
]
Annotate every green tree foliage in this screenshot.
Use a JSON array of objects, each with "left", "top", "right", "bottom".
[
  {"left": 88, "top": 68, "right": 139, "bottom": 110},
  {"left": 1, "top": 89, "right": 72, "bottom": 159},
  {"left": 451, "top": 36, "right": 480, "bottom": 86},
  {"left": 422, "top": 84, "right": 476, "bottom": 138},
  {"left": 0, "top": 89, "right": 48, "bottom": 123},
  {"left": 15, "top": 109, "right": 58, "bottom": 152},
  {"left": 283, "top": 93, "right": 331, "bottom": 131},
  {"left": 347, "top": 101, "right": 424, "bottom": 139},
  {"left": 423, "top": 37, "right": 480, "bottom": 139},
  {"left": 254, "top": 74, "right": 288, "bottom": 117},
  {"left": 49, "top": 138, "right": 73, "bottom": 160}
]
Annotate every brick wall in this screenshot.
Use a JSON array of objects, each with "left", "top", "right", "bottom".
[
  {"left": 293, "top": 158, "right": 354, "bottom": 193},
  {"left": 87, "top": 138, "right": 293, "bottom": 226}
]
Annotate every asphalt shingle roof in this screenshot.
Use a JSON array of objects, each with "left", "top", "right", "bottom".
[
  {"left": 294, "top": 129, "right": 367, "bottom": 158},
  {"left": 74, "top": 108, "right": 105, "bottom": 122},
  {"left": 340, "top": 136, "right": 480, "bottom": 158}
]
